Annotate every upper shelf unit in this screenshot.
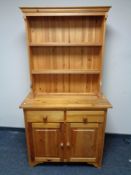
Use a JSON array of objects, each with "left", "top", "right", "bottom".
[
  {"left": 21, "top": 6, "right": 111, "bottom": 95},
  {"left": 27, "top": 16, "right": 105, "bottom": 45}
]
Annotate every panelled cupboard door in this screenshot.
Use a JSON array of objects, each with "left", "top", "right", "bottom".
[
  {"left": 32, "top": 123, "right": 63, "bottom": 162},
  {"left": 66, "top": 123, "right": 102, "bottom": 163}
]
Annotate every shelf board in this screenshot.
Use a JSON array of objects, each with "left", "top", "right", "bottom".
[
  {"left": 29, "top": 42, "right": 102, "bottom": 47},
  {"left": 32, "top": 69, "right": 100, "bottom": 75}
]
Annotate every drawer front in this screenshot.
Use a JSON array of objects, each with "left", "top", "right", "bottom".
[
  {"left": 25, "top": 111, "right": 64, "bottom": 123},
  {"left": 66, "top": 111, "right": 105, "bottom": 123}
]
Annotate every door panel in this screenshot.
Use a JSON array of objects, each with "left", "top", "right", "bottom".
[
  {"left": 66, "top": 123, "right": 102, "bottom": 162},
  {"left": 32, "top": 123, "right": 62, "bottom": 161}
]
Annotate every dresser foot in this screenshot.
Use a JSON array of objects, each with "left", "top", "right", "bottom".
[
  {"left": 29, "top": 161, "right": 38, "bottom": 167},
  {"left": 93, "top": 162, "right": 102, "bottom": 168}
]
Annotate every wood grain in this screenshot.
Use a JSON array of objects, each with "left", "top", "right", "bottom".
[
  {"left": 32, "top": 123, "right": 62, "bottom": 159},
  {"left": 29, "top": 16, "right": 103, "bottom": 44},
  {"left": 21, "top": 93, "right": 112, "bottom": 109},
  {"left": 66, "top": 123, "right": 102, "bottom": 161}
]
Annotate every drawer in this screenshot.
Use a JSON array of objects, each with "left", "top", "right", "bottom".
[
  {"left": 25, "top": 111, "right": 64, "bottom": 123},
  {"left": 66, "top": 111, "right": 105, "bottom": 123}
]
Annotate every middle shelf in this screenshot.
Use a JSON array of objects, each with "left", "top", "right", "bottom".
[
  {"left": 31, "top": 69, "right": 100, "bottom": 75},
  {"left": 29, "top": 42, "right": 102, "bottom": 47}
]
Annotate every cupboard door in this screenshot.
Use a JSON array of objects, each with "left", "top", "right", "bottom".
[
  {"left": 66, "top": 123, "right": 103, "bottom": 163},
  {"left": 32, "top": 123, "right": 63, "bottom": 162}
]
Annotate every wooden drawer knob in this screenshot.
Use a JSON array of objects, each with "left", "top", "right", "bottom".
[
  {"left": 66, "top": 142, "right": 70, "bottom": 148},
  {"left": 43, "top": 116, "right": 48, "bottom": 122},
  {"left": 83, "top": 117, "right": 88, "bottom": 123},
  {"left": 60, "top": 142, "right": 64, "bottom": 148}
]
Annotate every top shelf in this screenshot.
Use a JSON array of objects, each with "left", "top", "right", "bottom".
[{"left": 29, "top": 42, "right": 102, "bottom": 47}]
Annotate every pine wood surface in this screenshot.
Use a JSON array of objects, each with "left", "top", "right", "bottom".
[
  {"left": 20, "top": 6, "right": 111, "bottom": 17},
  {"left": 20, "top": 93, "right": 111, "bottom": 109},
  {"left": 29, "top": 16, "right": 103, "bottom": 44}
]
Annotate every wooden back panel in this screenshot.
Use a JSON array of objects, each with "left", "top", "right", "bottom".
[
  {"left": 28, "top": 16, "right": 103, "bottom": 44},
  {"left": 33, "top": 74, "right": 99, "bottom": 94},
  {"left": 31, "top": 47, "right": 101, "bottom": 70}
]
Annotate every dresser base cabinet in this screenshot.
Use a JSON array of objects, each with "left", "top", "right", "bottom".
[{"left": 23, "top": 109, "right": 107, "bottom": 167}]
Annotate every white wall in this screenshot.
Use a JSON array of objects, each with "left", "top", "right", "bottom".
[{"left": 0, "top": 0, "right": 131, "bottom": 134}]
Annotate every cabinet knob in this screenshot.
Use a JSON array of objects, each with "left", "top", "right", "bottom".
[
  {"left": 66, "top": 142, "right": 70, "bottom": 147},
  {"left": 43, "top": 116, "right": 48, "bottom": 122},
  {"left": 83, "top": 116, "right": 88, "bottom": 123},
  {"left": 60, "top": 142, "right": 64, "bottom": 148}
]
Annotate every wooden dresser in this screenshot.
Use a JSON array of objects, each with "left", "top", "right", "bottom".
[{"left": 20, "top": 6, "right": 112, "bottom": 167}]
